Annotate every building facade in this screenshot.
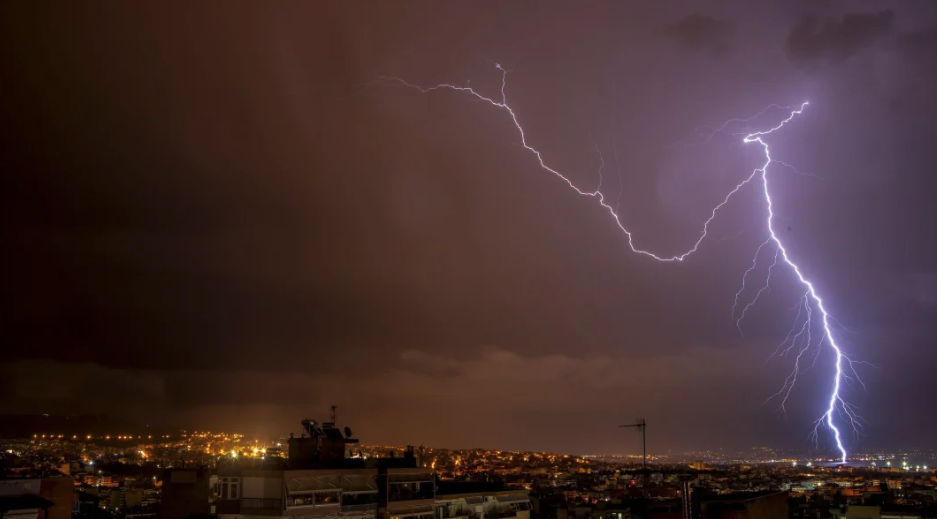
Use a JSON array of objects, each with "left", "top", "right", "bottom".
[{"left": 161, "top": 418, "right": 531, "bottom": 519}]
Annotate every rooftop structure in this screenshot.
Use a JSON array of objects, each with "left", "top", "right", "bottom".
[
  {"left": 161, "top": 414, "right": 533, "bottom": 519},
  {"left": 288, "top": 412, "right": 360, "bottom": 469}
]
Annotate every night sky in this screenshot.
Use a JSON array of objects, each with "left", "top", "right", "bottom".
[{"left": 2, "top": 1, "right": 936, "bottom": 456}]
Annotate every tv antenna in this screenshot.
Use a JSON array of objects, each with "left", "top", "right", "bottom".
[{"left": 619, "top": 419, "right": 647, "bottom": 495}]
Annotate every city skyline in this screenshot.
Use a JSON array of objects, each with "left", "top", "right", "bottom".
[
  {"left": 6, "top": 415, "right": 937, "bottom": 467},
  {"left": 10, "top": 422, "right": 936, "bottom": 519},
  {"left": 4, "top": 411, "right": 937, "bottom": 460},
  {"left": 3, "top": 1, "right": 937, "bottom": 457}
]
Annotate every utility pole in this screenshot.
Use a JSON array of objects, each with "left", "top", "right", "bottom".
[{"left": 619, "top": 419, "right": 647, "bottom": 496}]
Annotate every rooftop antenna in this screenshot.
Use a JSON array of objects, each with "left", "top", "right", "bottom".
[
  {"left": 678, "top": 474, "right": 693, "bottom": 519},
  {"left": 331, "top": 405, "right": 337, "bottom": 424},
  {"left": 619, "top": 419, "right": 647, "bottom": 496}
]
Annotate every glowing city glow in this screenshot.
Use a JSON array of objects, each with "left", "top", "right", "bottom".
[{"left": 376, "top": 63, "right": 862, "bottom": 462}]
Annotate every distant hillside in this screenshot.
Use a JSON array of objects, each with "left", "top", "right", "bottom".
[{"left": 0, "top": 414, "right": 180, "bottom": 439}]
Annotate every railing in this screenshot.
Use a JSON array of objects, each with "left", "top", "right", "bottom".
[
  {"left": 467, "top": 511, "right": 519, "bottom": 519},
  {"left": 388, "top": 491, "right": 435, "bottom": 502},
  {"left": 434, "top": 511, "right": 469, "bottom": 519},
  {"left": 241, "top": 498, "right": 283, "bottom": 510}
]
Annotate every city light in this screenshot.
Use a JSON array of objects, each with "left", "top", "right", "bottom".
[{"left": 7, "top": 418, "right": 934, "bottom": 515}]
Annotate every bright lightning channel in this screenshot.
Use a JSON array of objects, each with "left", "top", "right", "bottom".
[{"left": 374, "top": 64, "right": 863, "bottom": 463}]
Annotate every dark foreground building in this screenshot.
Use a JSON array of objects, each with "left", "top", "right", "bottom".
[
  {"left": 161, "top": 468, "right": 212, "bottom": 519},
  {"left": 0, "top": 476, "right": 74, "bottom": 519},
  {"left": 696, "top": 491, "right": 788, "bottom": 519},
  {"left": 161, "top": 417, "right": 530, "bottom": 519}
]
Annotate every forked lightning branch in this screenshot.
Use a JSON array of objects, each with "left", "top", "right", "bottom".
[{"left": 372, "top": 63, "right": 865, "bottom": 462}]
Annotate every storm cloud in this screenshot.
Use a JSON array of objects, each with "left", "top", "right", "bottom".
[
  {"left": 665, "top": 14, "right": 735, "bottom": 56},
  {"left": 2, "top": 0, "right": 936, "bottom": 455},
  {"left": 786, "top": 10, "right": 894, "bottom": 63}
]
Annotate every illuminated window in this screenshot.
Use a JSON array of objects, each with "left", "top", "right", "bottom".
[{"left": 287, "top": 491, "right": 341, "bottom": 508}]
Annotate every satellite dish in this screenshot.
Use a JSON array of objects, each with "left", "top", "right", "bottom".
[{"left": 344, "top": 426, "right": 353, "bottom": 438}]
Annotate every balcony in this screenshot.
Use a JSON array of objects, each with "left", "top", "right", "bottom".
[
  {"left": 468, "top": 512, "right": 518, "bottom": 519},
  {"left": 241, "top": 498, "right": 283, "bottom": 511},
  {"left": 288, "top": 490, "right": 342, "bottom": 509},
  {"left": 495, "top": 511, "right": 525, "bottom": 519},
  {"left": 388, "top": 482, "right": 434, "bottom": 503},
  {"left": 341, "top": 503, "right": 378, "bottom": 514}
]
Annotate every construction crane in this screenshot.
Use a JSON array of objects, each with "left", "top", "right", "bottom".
[{"left": 619, "top": 419, "right": 647, "bottom": 495}]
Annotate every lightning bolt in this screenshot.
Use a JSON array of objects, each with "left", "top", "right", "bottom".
[
  {"left": 373, "top": 64, "right": 862, "bottom": 463},
  {"left": 741, "top": 108, "right": 865, "bottom": 462}
]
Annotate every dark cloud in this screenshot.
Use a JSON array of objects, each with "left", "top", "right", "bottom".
[
  {"left": 665, "top": 14, "right": 734, "bottom": 56},
  {"left": 786, "top": 10, "right": 894, "bottom": 63},
  {"left": 899, "top": 25, "right": 937, "bottom": 57},
  {"left": 1, "top": 1, "right": 936, "bottom": 454},
  {"left": 0, "top": 346, "right": 781, "bottom": 451}
]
